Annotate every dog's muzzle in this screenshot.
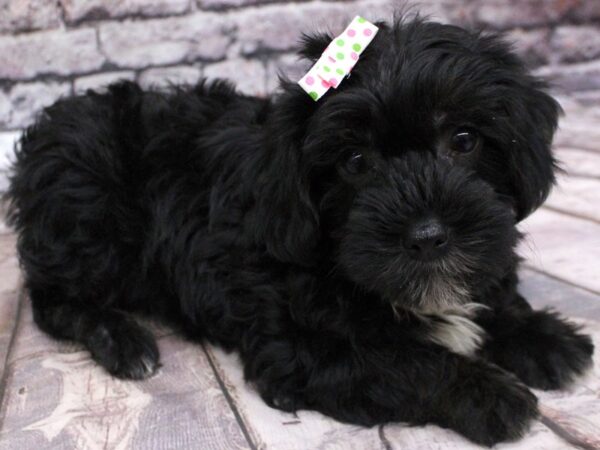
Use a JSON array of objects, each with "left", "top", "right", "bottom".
[{"left": 338, "top": 155, "right": 519, "bottom": 310}]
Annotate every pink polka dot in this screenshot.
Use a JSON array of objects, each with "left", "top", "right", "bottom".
[
  {"left": 347, "top": 29, "right": 356, "bottom": 37},
  {"left": 363, "top": 28, "right": 373, "bottom": 37},
  {"left": 321, "top": 79, "right": 330, "bottom": 88},
  {"left": 351, "top": 52, "right": 358, "bottom": 60},
  {"left": 329, "top": 77, "right": 338, "bottom": 87},
  {"left": 305, "top": 76, "right": 314, "bottom": 86}
]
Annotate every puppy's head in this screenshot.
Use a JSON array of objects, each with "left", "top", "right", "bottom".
[{"left": 259, "top": 16, "right": 560, "bottom": 312}]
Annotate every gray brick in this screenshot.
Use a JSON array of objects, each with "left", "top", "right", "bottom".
[
  {"left": 233, "top": 2, "right": 377, "bottom": 56},
  {"left": 74, "top": 71, "right": 137, "bottom": 93},
  {"left": 0, "top": 29, "right": 105, "bottom": 80},
  {"left": 138, "top": 65, "right": 202, "bottom": 88},
  {"left": 265, "top": 53, "right": 309, "bottom": 92},
  {"left": 203, "top": 58, "right": 266, "bottom": 96},
  {"left": 99, "top": 13, "right": 232, "bottom": 69},
  {"left": 551, "top": 26, "right": 600, "bottom": 64},
  {"left": 61, "top": 0, "right": 191, "bottom": 23},
  {"left": 468, "top": 0, "right": 566, "bottom": 29},
  {"left": 198, "top": 0, "right": 270, "bottom": 9},
  {"left": 358, "top": 0, "right": 415, "bottom": 21},
  {"left": 506, "top": 28, "right": 550, "bottom": 67},
  {"left": 568, "top": 2, "right": 600, "bottom": 22},
  {"left": 0, "top": 0, "right": 61, "bottom": 33},
  {"left": 230, "top": 0, "right": 445, "bottom": 58},
  {"left": 1, "top": 81, "right": 71, "bottom": 129}
]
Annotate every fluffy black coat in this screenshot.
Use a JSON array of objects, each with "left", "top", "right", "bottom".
[{"left": 7, "top": 16, "right": 594, "bottom": 446}]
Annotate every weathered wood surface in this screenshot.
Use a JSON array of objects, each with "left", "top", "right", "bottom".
[
  {"left": 555, "top": 147, "right": 600, "bottom": 179},
  {"left": 546, "top": 174, "right": 600, "bottom": 223},
  {"left": 208, "top": 319, "right": 600, "bottom": 450},
  {"left": 0, "top": 298, "right": 250, "bottom": 449},
  {"left": 519, "top": 268, "right": 600, "bottom": 321},
  {"left": 1, "top": 98, "right": 600, "bottom": 449},
  {"left": 0, "top": 233, "right": 19, "bottom": 396},
  {"left": 553, "top": 99, "right": 600, "bottom": 154},
  {"left": 546, "top": 146, "right": 600, "bottom": 222},
  {"left": 518, "top": 209, "right": 600, "bottom": 294}
]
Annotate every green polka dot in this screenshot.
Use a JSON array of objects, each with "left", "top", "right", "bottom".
[
  {"left": 336, "top": 68, "right": 344, "bottom": 75},
  {"left": 323, "top": 65, "right": 331, "bottom": 72},
  {"left": 357, "top": 17, "right": 366, "bottom": 23},
  {"left": 336, "top": 52, "right": 345, "bottom": 60},
  {"left": 336, "top": 39, "right": 345, "bottom": 47},
  {"left": 309, "top": 91, "right": 318, "bottom": 100},
  {"left": 352, "top": 43, "right": 362, "bottom": 52}
]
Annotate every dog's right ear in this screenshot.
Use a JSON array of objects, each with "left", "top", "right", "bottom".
[
  {"left": 251, "top": 84, "right": 321, "bottom": 266},
  {"left": 298, "top": 32, "right": 333, "bottom": 62}
]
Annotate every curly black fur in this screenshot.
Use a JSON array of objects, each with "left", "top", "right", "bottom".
[{"left": 6, "top": 16, "right": 594, "bottom": 446}]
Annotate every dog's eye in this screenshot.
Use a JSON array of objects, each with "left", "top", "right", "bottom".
[
  {"left": 345, "top": 151, "right": 368, "bottom": 175},
  {"left": 451, "top": 129, "right": 479, "bottom": 154}
]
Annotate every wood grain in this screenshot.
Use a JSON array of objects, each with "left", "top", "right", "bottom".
[
  {"left": 1, "top": 98, "right": 599, "bottom": 449},
  {"left": 0, "top": 233, "right": 20, "bottom": 396},
  {"left": 546, "top": 174, "right": 600, "bottom": 223},
  {"left": 205, "top": 318, "right": 600, "bottom": 450},
  {"left": 535, "top": 318, "right": 600, "bottom": 450},
  {"left": 0, "top": 298, "right": 251, "bottom": 450},
  {"left": 518, "top": 209, "right": 600, "bottom": 294},
  {"left": 554, "top": 105, "right": 600, "bottom": 154},
  {"left": 205, "top": 345, "right": 386, "bottom": 450},
  {"left": 556, "top": 147, "right": 600, "bottom": 179},
  {"left": 519, "top": 268, "right": 600, "bottom": 320}
]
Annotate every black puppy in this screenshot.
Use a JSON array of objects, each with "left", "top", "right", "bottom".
[{"left": 7, "top": 15, "right": 593, "bottom": 446}]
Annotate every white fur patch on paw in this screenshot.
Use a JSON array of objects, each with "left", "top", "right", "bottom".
[
  {"left": 139, "top": 355, "right": 159, "bottom": 377},
  {"left": 422, "top": 303, "right": 487, "bottom": 357}
]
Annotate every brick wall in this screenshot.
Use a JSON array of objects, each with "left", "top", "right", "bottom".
[{"left": 1, "top": 0, "right": 599, "bottom": 134}]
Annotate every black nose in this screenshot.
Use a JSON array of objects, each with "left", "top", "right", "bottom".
[{"left": 404, "top": 218, "right": 449, "bottom": 260}]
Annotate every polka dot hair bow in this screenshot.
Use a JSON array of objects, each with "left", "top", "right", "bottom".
[{"left": 298, "top": 16, "right": 379, "bottom": 101}]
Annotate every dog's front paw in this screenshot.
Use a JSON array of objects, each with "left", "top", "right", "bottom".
[
  {"left": 483, "top": 310, "right": 594, "bottom": 390},
  {"left": 440, "top": 363, "right": 539, "bottom": 446},
  {"left": 256, "top": 379, "right": 303, "bottom": 413}
]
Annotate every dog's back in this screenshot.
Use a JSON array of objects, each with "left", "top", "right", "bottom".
[{"left": 5, "top": 79, "right": 268, "bottom": 378}]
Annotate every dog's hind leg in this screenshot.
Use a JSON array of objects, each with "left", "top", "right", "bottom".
[
  {"left": 31, "top": 289, "right": 160, "bottom": 379},
  {"left": 8, "top": 83, "right": 161, "bottom": 379}
]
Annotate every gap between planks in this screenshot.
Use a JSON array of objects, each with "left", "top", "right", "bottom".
[
  {"left": 202, "top": 343, "right": 257, "bottom": 450},
  {"left": 522, "top": 264, "right": 600, "bottom": 298},
  {"left": 0, "top": 285, "right": 25, "bottom": 434}
]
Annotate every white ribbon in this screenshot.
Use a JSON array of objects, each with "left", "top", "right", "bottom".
[{"left": 298, "top": 16, "right": 379, "bottom": 101}]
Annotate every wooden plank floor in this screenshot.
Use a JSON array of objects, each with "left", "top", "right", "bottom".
[{"left": 0, "top": 99, "right": 599, "bottom": 449}]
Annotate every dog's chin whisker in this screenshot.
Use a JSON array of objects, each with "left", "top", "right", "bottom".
[
  {"left": 420, "top": 282, "right": 471, "bottom": 312},
  {"left": 433, "top": 250, "right": 478, "bottom": 276},
  {"left": 385, "top": 271, "right": 473, "bottom": 316}
]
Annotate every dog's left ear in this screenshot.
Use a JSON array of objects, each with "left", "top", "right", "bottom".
[
  {"left": 502, "top": 79, "right": 560, "bottom": 221},
  {"left": 477, "top": 36, "right": 562, "bottom": 221},
  {"left": 298, "top": 32, "right": 333, "bottom": 62}
]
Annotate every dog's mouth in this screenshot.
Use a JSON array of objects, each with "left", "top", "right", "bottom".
[
  {"left": 343, "top": 232, "right": 512, "bottom": 313},
  {"left": 378, "top": 246, "right": 477, "bottom": 311}
]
